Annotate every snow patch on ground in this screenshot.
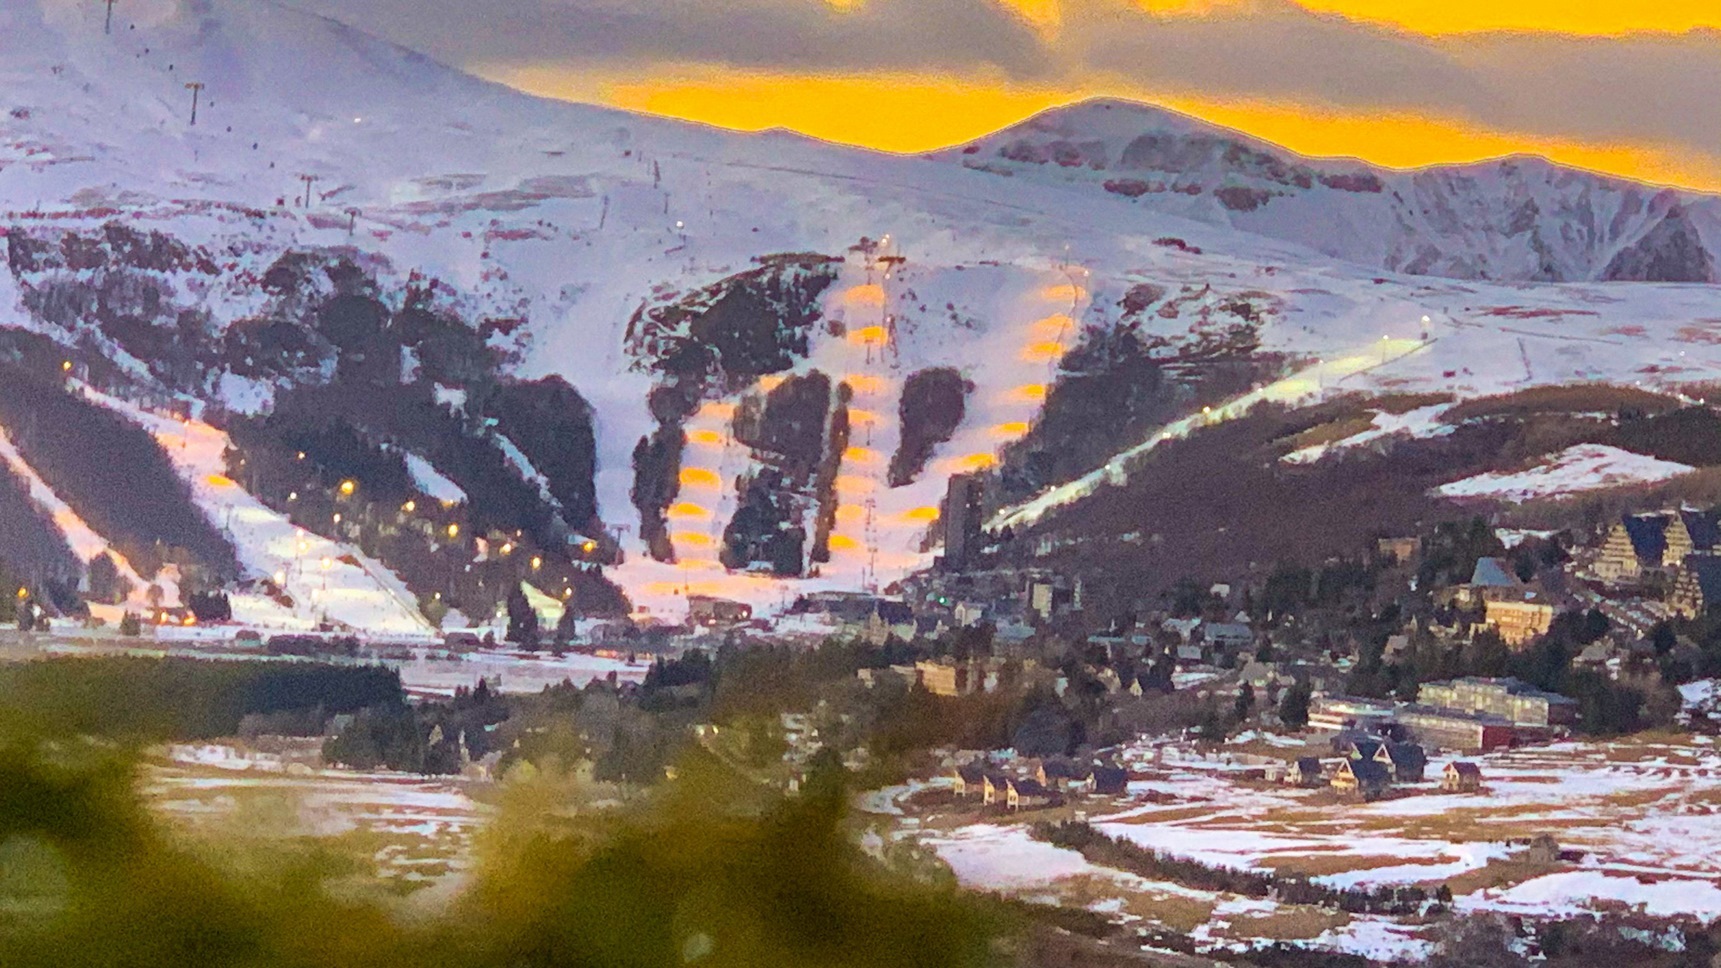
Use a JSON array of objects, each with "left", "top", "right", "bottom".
[
  {"left": 1460, "top": 871, "right": 1721, "bottom": 920},
  {"left": 1282, "top": 402, "right": 1456, "bottom": 464},
  {"left": 1435, "top": 445, "right": 1693, "bottom": 504},
  {"left": 404, "top": 452, "right": 466, "bottom": 504}
]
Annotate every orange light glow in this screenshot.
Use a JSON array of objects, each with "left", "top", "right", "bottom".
[
  {"left": 993, "top": 421, "right": 1031, "bottom": 437},
  {"left": 901, "top": 506, "right": 941, "bottom": 523},
  {"left": 680, "top": 467, "right": 722, "bottom": 489},
  {"left": 836, "top": 505, "right": 866, "bottom": 523},
  {"left": 828, "top": 534, "right": 861, "bottom": 551},
  {"left": 687, "top": 429, "right": 725, "bottom": 446},
  {"left": 1010, "top": 383, "right": 1049, "bottom": 403},
  {"left": 1041, "top": 284, "right": 1086, "bottom": 303},
  {"left": 844, "top": 284, "right": 886, "bottom": 307},
  {"left": 205, "top": 474, "right": 236, "bottom": 488},
  {"left": 698, "top": 401, "right": 737, "bottom": 421},
  {"left": 845, "top": 374, "right": 888, "bottom": 394},
  {"left": 848, "top": 408, "right": 880, "bottom": 426},
  {"left": 843, "top": 446, "right": 880, "bottom": 464},
  {"left": 758, "top": 374, "right": 787, "bottom": 392},
  {"left": 1032, "top": 314, "right": 1075, "bottom": 338},
  {"left": 674, "top": 531, "right": 715, "bottom": 548},
  {"left": 834, "top": 475, "right": 875, "bottom": 495},
  {"left": 1023, "top": 341, "right": 1066, "bottom": 363},
  {"left": 954, "top": 453, "right": 999, "bottom": 472},
  {"left": 848, "top": 325, "right": 889, "bottom": 345},
  {"left": 668, "top": 502, "right": 712, "bottom": 520}
]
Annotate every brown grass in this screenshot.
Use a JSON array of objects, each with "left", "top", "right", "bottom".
[
  {"left": 1280, "top": 416, "right": 1376, "bottom": 453},
  {"left": 1219, "top": 907, "right": 1350, "bottom": 942},
  {"left": 1443, "top": 384, "right": 1682, "bottom": 423}
]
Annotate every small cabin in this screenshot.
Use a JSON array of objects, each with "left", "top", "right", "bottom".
[
  {"left": 1442, "top": 761, "right": 1482, "bottom": 793},
  {"left": 1285, "top": 757, "right": 1326, "bottom": 788},
  {"left": 952, "top": 764, "right": 986, "bottom": 798},
  {"left": 1005, "top": 777, "right": 1054, "bottom": 811},
  {"left": 1090, "top": 766, "right": 1129, "bottom": 797}
]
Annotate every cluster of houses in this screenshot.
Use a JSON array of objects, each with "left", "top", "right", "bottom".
[
  {"left": 1279, "top": 738, "right": 1482, "bottom": 801},
  {"left": 1589, "top": 508, "right": 1721, "bottom": 625},
  {"left": 951, "top": 756, "right": 1131, "bottom": 811}
]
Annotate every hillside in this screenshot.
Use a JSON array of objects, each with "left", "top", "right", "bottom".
[{"left": 5, "top": 0, "right": 1721, "bottom": 626}]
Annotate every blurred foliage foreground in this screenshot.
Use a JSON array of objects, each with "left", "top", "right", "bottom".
[{"left": 0, "top": 739, "right": 1006, "bottom": 968}]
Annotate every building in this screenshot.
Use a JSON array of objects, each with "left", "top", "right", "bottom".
[
  {"left": 952, "top": 763, "right": 986, "bottom": 797},
  {"left": 917, "top": 659, "right": 977, "bottom": 698},
  {"left": 1331, "top": 758, "right": 1390, "bottom": 800},
  {"left": 1307, "top": 695, "right": 1398, "bottom": 733},
  {"left": 1394, "top": 706, "right": 1517, "bottom": 752},
  {"left": 1483, "top": 595, "right": 1556, "bottom": 647},
  {"left": 1347, "top": 740, "right": 1427, "bottom": 783},
  {"left": 1458, "top": 557, "right": 1523, "bottom": 607},
  {"left": 1284, "top": 757, "right": 1326, "bottom": 788},
  {"left": 1670, "top": 552, "right": 1721, "bottom": 619},
  {"left": 1594, "top": 511, "right": 1696, "bottom": 582},
  {"left": 1418, "top": 677, "right": 1577, "bottom": 729},
  {"left": 1090, "top": 765, "right": 1129, "bottom": 796},
  {"left": 687, "top": 595, "right": 753, "bottom": 627},
  {"left": 941, "top": 473, "right": 986, "bottom": 573},
  {"left": 1443, "top": 761, "right": 1483, "bottom": 793},
  {"left": 1377, "top": 536, "right": 1422, "bottom": 563},
  {"left": 1005, "top": 777, "right": 1054, "bottom": 811}
]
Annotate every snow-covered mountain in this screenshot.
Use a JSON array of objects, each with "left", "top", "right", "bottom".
[
  {"left": 938, "top": 98, "right": 1719, "bottom": 284},
  {"left": 5, "top": 0, "right": 1721, "bottom": 629}
]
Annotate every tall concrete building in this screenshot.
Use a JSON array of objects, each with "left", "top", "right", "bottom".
[{"left": 942, "top": 473, "right": 986, "bottom": 572}]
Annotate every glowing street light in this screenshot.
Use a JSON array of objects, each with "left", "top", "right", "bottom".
[{"left": 339, "top": 480, "right": 356, "bottom": 497}]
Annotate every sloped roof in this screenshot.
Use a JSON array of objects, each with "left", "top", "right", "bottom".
[
  {"left": 1470, "top": 557, "right": 1519, "bottom": 588},
  {"left": 1090, "top": 766, "right": 1128, "bottom": 793},
  {"left": 1008, "top": 777, "right": 1051, "bottom": 797},
  {"left": 1383, "top": 743, "right": 1427, "bottom": 771},
  {"left": 1338, "top": 758, "right": 1391, "bottom": 783},
  {"left": 1446, "top": 761, "right": 1482, "bottom": 777},
  {"left": 1686, "top": 553, "right": 1721, "bottom": 604}
]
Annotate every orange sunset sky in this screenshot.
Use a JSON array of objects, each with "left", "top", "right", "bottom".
[{"left": 304, "top": 0, "right": 1721, "bottom": 191}]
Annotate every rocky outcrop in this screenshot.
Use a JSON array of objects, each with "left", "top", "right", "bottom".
[{"left": 1602, "top": 207, "right": 1717, "bottom": 283}]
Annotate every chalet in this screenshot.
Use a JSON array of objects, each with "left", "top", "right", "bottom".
[
  {"left": 1005, "top": 777, "right": 1055, "bottom": 811},
  {"left": 1670, "top": 553, "right": 1721, "bottom": 620},
  {"left": 952, "top": 763, "right": 987, "bottom": 798},
  {"left": 1443, "top": 761, "right": 1483, "bottom": 793},
  {"left": 1036, "top": 757, "right": 1085, "bottom": 793},
  {"left": 1374, "top": 742, "right": 1427, "bottom": 783},
  {"left": 981, "top": 772, "right": 1008, "bottom": 806},
  {"left": 1284, "top": 757, "right": 1326, "bottom": 788},
  {"left": 1090, "top": 766, "right": 1129, "bottom": 796},
  {"left": 1330, "top": 758, "right": 1390, "bottom": 800}
]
